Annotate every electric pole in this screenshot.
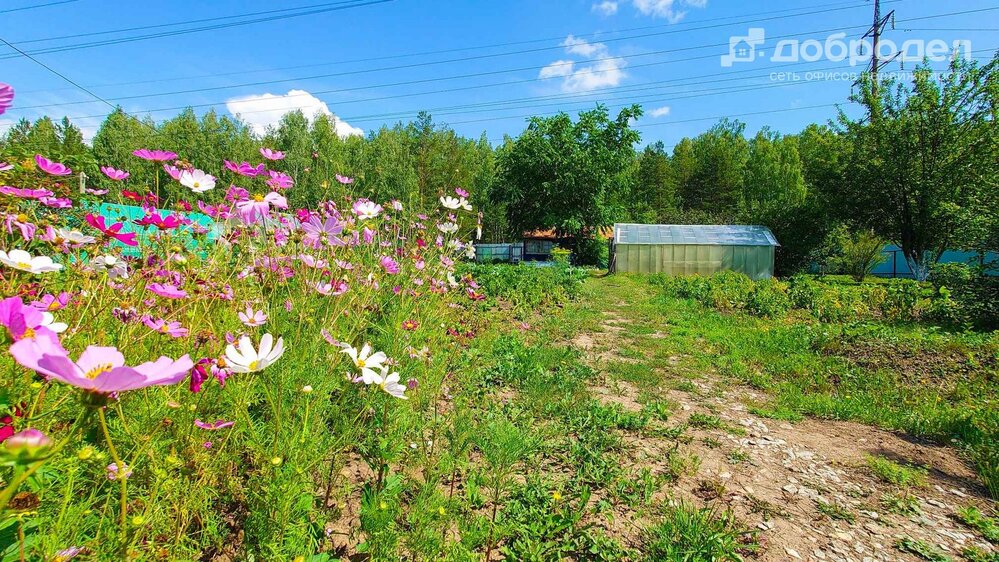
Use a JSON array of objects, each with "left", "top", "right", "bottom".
[{"left": 863, "top": 0, "right": 897, "bottom": 98}]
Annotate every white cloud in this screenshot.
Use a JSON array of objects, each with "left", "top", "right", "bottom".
[
  {"left": 632, "top": 0, "right": 706, "bottom": 22},
  {"left": 649, "top": 106, "right": 671, "bottom": 118},
  {"left": 539, "top": 60, "right": 575, "bottom": 79},
  {"left": 538, "top": 36, "right": 626, "bottom": 94},
  {"left": 225, "top": 89, "right": 363, "bottom": 138},
  {"left": 592, "top": 1, "right": 618, "bottom": 16}
]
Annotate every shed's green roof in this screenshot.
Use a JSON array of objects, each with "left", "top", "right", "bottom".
[{"left": 613, "top": 224, "right": 779, "bottom": 246}]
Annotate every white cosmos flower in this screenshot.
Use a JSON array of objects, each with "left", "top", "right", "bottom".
[
  {"left": 378, "top": 366, "right": 408, "bottom": 400},
  {"left": 437, "top": 222, "right": 459, "bottom": 234},
  {"left": 225, "top": 333, "right": 284, "bottom": 373},
  {"left": 91, "top": 254, "right": 129, "bottom": 279},
  {"left": 179, "top": 169, "right": 216, "bottom": 193},
  {"left": 464, "top": 243, "right": 476, "bottom": 260},
  {"left": 0, "top": 249, "right": 62, "bottom": 274},
  {"left": 237, "top": 306, "right": 268, "bottom": 327},
  {"left": 440, "top": 196, "right": 462, "bottom": 210},
  {"left": 340, "top": 343, "right": 387, "bottom": 384},
  {"left": 40, "top": 312, "right": 68, "bottom": 333},
  {"left": 55, "top": 229, "right": 96, "bottom": 245}
]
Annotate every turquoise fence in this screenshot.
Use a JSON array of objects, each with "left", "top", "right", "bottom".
[{"left": 87, "top": 203, "right": 221, "bottom": 257}]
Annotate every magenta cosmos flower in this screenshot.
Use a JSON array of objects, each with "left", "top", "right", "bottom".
[
  {"left": 9, "top": 339, "right": 193, "bottom": 395},
  {"left": 34, "top": 155, "right": 72, "bottom": 176},
  {"left": 0, "top": 296, "right": 62, "bottom": 347},
  {"left": 194, "top": 419, "right": 235, "bottom": 430},
  {"left": 259, "top": 148, "right": 285, "bottom": 160},
  {"left": 0, "top": 186, "right": 53, "bottom": 199},
  {"left": 0, "top": 83, "right": 13, "bottom": 115},
  {"left": 266, "top": 170, "right": 293, "bottom": 190},
  {"left": 84, "top": 213, "right": 138, "bottom": 247},
  {"left": 163, "top": 163, "right": 182, "bottom": 180},
  {"left": 147, "top": 282, "right": 187, "bottom": 299},
  {"left": 133, "top": 149, "right": 177, "bottom": 162},
  {"left": 135, "top": 210, "right": 183, "bottom": 230},
  {"left": 380, "top": 256, "right": 400, "bottom": 274},
  {"left": 224, "top": 160, "right": 266, "bottom": 177},
  {"left": 100, "top": 166, "right": 130, "bottom": 181}
]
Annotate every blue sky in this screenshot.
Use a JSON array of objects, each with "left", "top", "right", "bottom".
[{"left": 1, "top": 0, "right": 996, "bottom": 150}]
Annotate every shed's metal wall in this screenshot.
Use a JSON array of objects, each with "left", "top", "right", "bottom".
[{"left": 614, "top": 243, "right": 774, "bottom": 279}]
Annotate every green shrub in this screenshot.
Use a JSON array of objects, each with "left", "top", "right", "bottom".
[
  {"left": 832, "top": 229, "right": 887, "bottom": 282},
  {"left": 930, "top": 262, "right": 999, "bottom": 330},
  {"left": 642, "top": 502, "right": 756, "bottom": 561},
  {"left": 746, "top": 279, "right": 792, "bottom": 318},
  {"left": 461, "top": 262, "right": 588, "bottom": 313}
]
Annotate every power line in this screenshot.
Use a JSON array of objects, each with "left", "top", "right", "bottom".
[
  {"left": 11, "top": 0, "right": 901, "bottom": 89},
  {"left": 0, "top": 0, "right": 394, "bottom": 60},
  {"left": 0, "top": 36, "right": 117, "bottom": 112},
  {"left": 11, "top": 4, "right": 994, "bottom": 117},
  {"left": 0, "top": 0, "right": 78, "bottom": 14}
]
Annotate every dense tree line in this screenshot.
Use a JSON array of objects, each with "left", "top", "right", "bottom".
[{"left": 2, "top": 56, "right": 996, "bottom": 275}]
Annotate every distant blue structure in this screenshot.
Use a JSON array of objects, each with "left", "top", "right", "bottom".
[{"left": 871, "top": 244, "right": 998, "bottom": 278}]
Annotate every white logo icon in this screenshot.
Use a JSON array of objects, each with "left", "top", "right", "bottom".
[{"left": 721, "top": 28, "right": 765, "bottom": 67}]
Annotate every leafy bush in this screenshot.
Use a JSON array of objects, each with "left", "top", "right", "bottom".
[
  {"left": 461, "top": 262, "right": 588, "bottom": 313},
  {"left": 930, "top": 262, "right": 999, "bottom": 330},
  {"left": 831, "top": 229, "right": 887, "bottom": 282},
  {"left": 746, "top": 279, "right": 792, "bottom": 318}
]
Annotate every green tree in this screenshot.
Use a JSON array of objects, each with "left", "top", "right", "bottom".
[
  {"left": 494, "top": 104, "right": 642, "bottom": 258},
  {"left": 683, "top": 119, "right": 749, "bottom": 215},
  {"left": 840, "top": 56, "right": 999, "bottom": 279}
]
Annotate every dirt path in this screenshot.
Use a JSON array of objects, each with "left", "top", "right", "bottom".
[{"left": 568, "top": 276, "right": 995, "bottom": 562}]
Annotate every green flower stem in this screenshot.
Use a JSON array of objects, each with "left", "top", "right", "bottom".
[{"left": 98, "top": 407, "right": 128, "bottom": 532}]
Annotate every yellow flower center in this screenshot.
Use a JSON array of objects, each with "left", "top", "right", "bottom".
[
  {"left": 16, "top": 214, "right": 28, "bottom": 223},
  {"left": 356, "top": 358, "right": 366, "bottom": 368},
  {"left": 21, "top": 327, "right": 35, "bottom": 340},
  {"left": 192, "top": 181, "right": 200, "bottom": 188},
  {"left": 16, "top": 261, "right": 31, "bottom": 270},
  {"left": 253, "top": 194, "right": 265, "bottom": 202},
  {"left": 48, "top": 302, "right": 60, "bottom": 311},
  {"left": 159, "top": 325, "right": 170, "bottom": 333},
  {"left": 84, "top": 363, "right": 113, "bottom": 379},
  {"left": 248, "top": 360, "right": 260, "bottom": 371}
]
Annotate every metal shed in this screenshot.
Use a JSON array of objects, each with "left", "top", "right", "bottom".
[{"left": 611, "top": 224, "right": 779, "bottom": 279}]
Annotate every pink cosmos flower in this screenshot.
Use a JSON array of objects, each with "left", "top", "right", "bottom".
[
  {"left": 301, "top": 215, "right": 344, "bottom": 248},
  {"left": 260, "top": 148, "right": 285, "bottom": 160},
  {"left": 100, "top": 166, "right": 129, "bottom": 181},
  {"left": 224, "top": 160, "right": 265, "bottom": 177},
  {"left": 237, "top": 306, "right": 267, "bottom": 327},
  {"left": 34, "top": 155, "right": 72, "bottom": 176},
  {"left": 106, "top": 463, "right": 132, "bottom": 480},
  {"left": 84, "top": 213, "right": 138, "bottom": 247},
  {"left": 135, "top": 210, "right": 183, "bottom": 230},
  {"left": 163, "top": 163, "right": 182, "bottom": 180},
  {"left": 315, "top": 280, "right": 348, "bottom": 296},
  {"left": 266, "top": 170, "right": 294, "bottom": 190},
  {"left": 4, "top": 428, "right": 51, "bottom": 454},
  {"left": 235, "top": 192, "right": 287, "bottom": 223},
  {"left": 335, "top": 174, "right": 354, "bottom": 184},
  {"left": 133, "top": 149, "right": 178, "bottom": 162},
  {"left": 143, "top": 316, "right": 189, "bottom": 338},
  {"left": 9, "top": 339, "right": 193, "bottom": 395},
  {"left": 31, "top": 292, "right": 71, "bottom": 312},
  {"left": 194, "top": 419, "right": 235, "bottom": 430},
  {"left": 0, "top": 83, "right": 13, "bottom": 115},
  {"left": 39, "top": 196, "right": 72, "bottom": 208},
  {"left": 84, "top": 187, "right": 108, "bottom": 196},
  {"left": 0, "top": 296, "right": 62, "bottom": 347},
  {"left": 147, "top": 283, "right": 187, "bottom": 299},
  {"left": 0, "top": 162, "right": 13, "bottom": 172},
  {"left": 455, "top": 187, "right": 469, "bottom": 197},
  {"left": 0, "top": 186, "right": 53, "bottom": 199},
  {"left": 380, "top": 256, "right": 400, "bottom": 275}
]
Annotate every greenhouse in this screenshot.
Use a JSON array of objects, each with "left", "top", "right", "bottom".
[{"left": 611, "top": 224, "right": 779, "bottom": 279}]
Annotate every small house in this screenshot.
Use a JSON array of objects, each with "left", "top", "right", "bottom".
[{"left": 611, "top": 224, "right": 779, "bottom": 279}]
